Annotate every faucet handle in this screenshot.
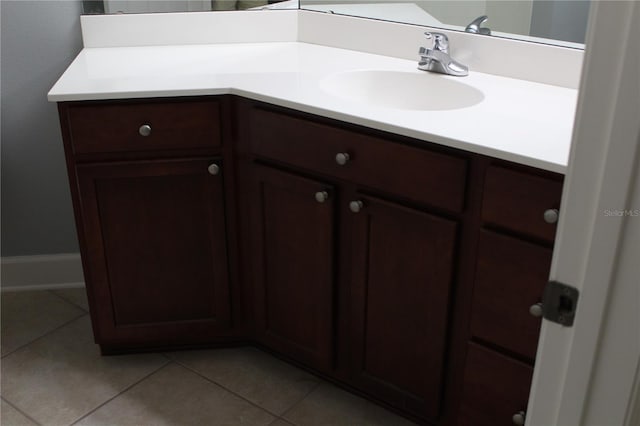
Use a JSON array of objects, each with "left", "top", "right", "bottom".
[{"left": 424, "top": 32, "right": 449, "bottom": 53}]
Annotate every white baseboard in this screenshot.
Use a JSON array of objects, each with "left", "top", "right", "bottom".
[{"left": 1, "top": 253, "right": 85, "bottom": 292}]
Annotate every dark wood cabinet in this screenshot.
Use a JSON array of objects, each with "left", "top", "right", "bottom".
[
  {"left": 243, "top": 103, "right": 467, "bottom": 422},
  {"left": 57, "top": 96, "right": 564, "bottom": 424},
  {"left": 249, "top": 165, "right": 337, "bottom": 371},
  {"left": 76, "top": 159, "right": 232, "bottom": 348},
  {"left": 457, "top": 164, "right": 562, "bottom": 424},
  {"left": 58, "top": 97, "right": 239, "bottom": 352},
  {"left": 349, "top": 194, "right": 457, "bottom": 420}
]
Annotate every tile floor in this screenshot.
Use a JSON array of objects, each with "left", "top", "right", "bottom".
[{"left": 1, "top": 289, "right": 417, "bottom": 426}]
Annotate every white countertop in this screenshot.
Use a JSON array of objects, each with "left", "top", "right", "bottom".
[{"left": 48, "top": 41, "right": 577, "bottom": 173}]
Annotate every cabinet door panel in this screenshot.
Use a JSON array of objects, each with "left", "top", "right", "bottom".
[
  {"left": 350, "top": 195, "right": 457, "bottom": 420},
  {"left": 470, "top": 230, "right": 551, "bottom": 360},
  {"left": 77, "top": 158, "right": 231, "bottom": 346},
  {"left": 251, "top": 165, "right": 336, "bottom": 371}
]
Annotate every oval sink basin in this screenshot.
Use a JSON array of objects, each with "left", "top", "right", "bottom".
[{"left": 320, "top": 70, "right": 484, "bottom": 111}]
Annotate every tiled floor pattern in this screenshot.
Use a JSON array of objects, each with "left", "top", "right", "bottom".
[{"left": 1, "top": 289, "right": 416, "bottom": 426}]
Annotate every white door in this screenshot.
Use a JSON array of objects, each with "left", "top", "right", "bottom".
[{"left": 527, "top": 1, "right": 640, "bottom": 425}]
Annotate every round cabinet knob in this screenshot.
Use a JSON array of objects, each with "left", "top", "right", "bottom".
[
  {"left": 138, "top": 124, "right": 152, "bottom": 137},
  {"left": 529, "top": 302, "right": 544, "bottom": 318},
  {"left": 315, "top": 191, "right": 329, "bottom": 203},
  {"left": 349, "top": 200, "right": 364, "bottom": 213},
  {"left": 512, "top": 411, "right": 526, "bottom": 425},
  {"left": 543, "top": 208, "right": 559, "bottom": 224},
  {"left": 335, "top": 152, "right": 350, "bottom": 166},
  {"left": 207, "top": 163, "right": 220, "bottom": 176}
]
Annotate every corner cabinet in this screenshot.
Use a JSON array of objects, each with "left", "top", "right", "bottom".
[
  {"left": 241, "top": 103, "right": 468, "bottom": 422},
  {"left": 58, "top": 95, "right": 563, "bottom": 425}
]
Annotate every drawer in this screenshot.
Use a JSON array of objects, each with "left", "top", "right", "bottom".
[
  {"left": 250, "top": 108, "right": 467, "bottom": 212},
  {"left": 482, "top": 166, "right": 562, "bottom": 242},
  {"left": 65, "top": 100, "right": 222, "bottom": 155},
  {"left": 457, "top": 343, "right": 533, "bottom": 426},
  {"left": 470, "top": 230, "right": 551, "bottom": 360}
]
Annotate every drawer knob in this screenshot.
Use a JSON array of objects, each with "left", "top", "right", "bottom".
[
  {"left": 512, "top": 411, "right": 526, "bottom": 425},
  {"left": 335, "top": 152, "right": 350, "bottom": 166},
  {"left": 138, "top": 124, "right": 152, "bottom": 137},
  {"left": 349, "top": 200, "right": 364, "bottom": 213},
  {"left": 315, "top": 191, "right": 329, "bottom": 203},
  {"left": 529, "top": 302, "right": 543, "bottom": 318},
  {"left": 207, "top": 163, "right": 220, "bottom": 176},
  {"left": 543, "top": 208, "right": 559, "bottom": 224}
]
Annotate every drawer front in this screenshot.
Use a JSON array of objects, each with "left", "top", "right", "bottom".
[
  {"left": 482, "top": 166, "right": 562, "bottom": 242},
  {"left": 458, "top": 343, "right": 533, "bottom": 426},
  {"left": 66, "top": 100, "right": 222, "bottom": 154},
  {"left": 250, "top": 108, "right": 467, "bottom": 212},
  {"left": 470, "top": 230, "right": 551, "bottom": 360}
]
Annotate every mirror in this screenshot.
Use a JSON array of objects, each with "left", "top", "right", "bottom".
[
  {"left": 82, "top": 0, "right": 297, "bottom": 14},
  {"left": 299, "top": 0, "right": 589, "bottom": 47},
  {"left": 82, "top": 0, "right": 589, "bottom": 48}
]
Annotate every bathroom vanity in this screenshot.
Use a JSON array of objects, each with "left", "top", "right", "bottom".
[{"left": 49, "top": 11, "right": 578, "bottom": 426}]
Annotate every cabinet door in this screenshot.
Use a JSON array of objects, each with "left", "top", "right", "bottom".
[
  {"left": 250, "top": 165, "right": 336, "bottom": 371},
  {"left": 349, "top": 194, "right": 458, "bottom": 421},
  {"left": 77, "top": 158, "right": 231, "bottom": 348}
]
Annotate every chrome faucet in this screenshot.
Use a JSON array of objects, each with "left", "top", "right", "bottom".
[
  {"left": 418, "top": 32, "right": 468, "bottom": 77},
  {"left": 465, "top": 15, "right": 491, "bottom": 35}
]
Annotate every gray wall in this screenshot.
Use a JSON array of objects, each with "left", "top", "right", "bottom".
[
  {"left": 1, "top": 1, "right": 83, "bottom": 256},
  {"left": 530, "top": 0, "right": 590, "bottom": 44}
]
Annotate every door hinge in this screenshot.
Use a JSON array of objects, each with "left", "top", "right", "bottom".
[{"left": 542, "top": 281, "right": 580, "bottom": 326}]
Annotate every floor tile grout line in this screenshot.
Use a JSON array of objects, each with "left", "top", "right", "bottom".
[
  {"left": 69, "top": 358, "right": 173, "bottom": 426},
  {"left": 171, "top": 357, "right": 286, "bottom": 420},
  {"left": 277, "top": 380, "right": 322, "bottom": 422},
  {"left": 47, "top": 289, "right": 89, "bottom": 313},
  {"left": 1, "top": 312, "right": 88, "bottom": 360},
  {"left": 268, "top": 416, "right": 296, "bottom": 426},
  {"left": 1, "top": 396, "right": 43, "bottom": 426}
]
